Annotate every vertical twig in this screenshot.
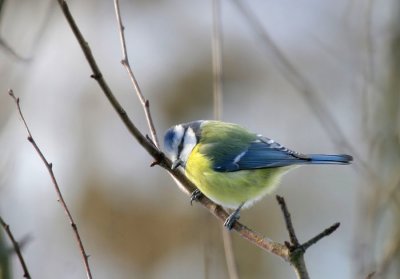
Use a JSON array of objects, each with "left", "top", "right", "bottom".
[
  {"left": 276, "top": 196, "right": 300, "bottom": 248},
  {"left": 276, "top": 195, "right": 340, "bottom": 279},
  {"left": 0, "top": 216, "right": 31, "bottom": 279},
  {"left": 113, "top": 0, "right": 159, "bottom": 148},
  {"left": 8, "top": 90, "right": 93, "bottom": 279},
  {"left": 212, "top": 0, "right": 223, "bottom": 121},
  {"left": 221, "top": 229, "right": 239, "bottom": 279},
  {"left": 276, "top": 196, "right": 309, "bottom": 279},
  {"left": 211, "top": 0, "right": 239, "bottom": 278}
]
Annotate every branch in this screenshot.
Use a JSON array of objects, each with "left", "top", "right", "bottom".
[
  {"left": 55, "top": 1, "right": 341, "bottom": 277},
  {"left": 301, "top": 222, "right": 340, "bottom": 251},
  {"left": 276, "top": 195, "right": 340, "bottom": 279},
  {"left": 8, "top": 90, "right": 93, "bottom": 279},
  {"left": 0, "top": 215, "right": 31, "bottom": 279},
  {"left": 56, "top": 0, "right": 289, "bottom": 257},
  {"left": 113, "top": 0, "right": 159, "bottom": 148},
  {"left": 57, "top": 0, "right": 160, "bottom": 163}
]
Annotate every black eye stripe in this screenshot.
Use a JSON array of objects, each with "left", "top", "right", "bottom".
[{"left": 177, "top": 128, "right": 187, "bottom": 158}]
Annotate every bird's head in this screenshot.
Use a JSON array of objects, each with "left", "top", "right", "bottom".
[{"left": 164, "top": 121, "right": 203, "bottom": 169}]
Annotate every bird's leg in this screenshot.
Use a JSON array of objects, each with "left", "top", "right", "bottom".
[
  {"left": 224, "top": 203, "right": 244, "bottom": 230},
  {"left": 190, "top": 189, "right": 203, "bottom": 205}
]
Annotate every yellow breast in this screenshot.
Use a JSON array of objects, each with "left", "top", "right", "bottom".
[{"left": 185, "top": 145, "right": 291, "bottom": 209}]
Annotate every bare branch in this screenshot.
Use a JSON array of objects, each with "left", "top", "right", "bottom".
[
  {"left": 276, "top": 195, "right": 309, "bottom": 278},
  {"left": 276, "top": 195, "right": 300, "bottom": 248},
  {"left": 113, "top": 0, "right": 159, "bottom": 148},
  {"left": 0, "top": 215, "right": 31, "bottom": 279},
  {"left": 57, "top": 0, "right": 159, "bottom": 161},
  {"left": 276, "top": 195, "right": 341, "bottom": 279},
  {"left": 56, "top": 0, "right": 291, "bottom": 259},
  {"left": 55, "top": 2, "right": 341, "bottom": 277},
  {"left": 8, "top": 89, "right": 93, "bottom": 279},
  {"left": 302, "top": 222, "right": 340, "bottom": 251},
  {"left": 212, "top": 0, "right": 223, "bottom": 121}
]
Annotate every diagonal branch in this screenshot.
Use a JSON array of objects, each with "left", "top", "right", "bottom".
[
  {"left": 8, "top": 90, "right": 93, "bottom": 279},
  {"left": 0, "top": 215, "right": 31, "bottom": 279},
  {"left": 301, "top": 222, "right": 340, "bottom": 251},
  {"left": 113, "top": 0, "right": 159, "bottom": 148},
  {"left": 56, "top": 0, "right": 288, "bottom": 259},
  {"left": 57, "top": 0, "right": 159, "bottom": 162},
  {"left": 55, "top": 1, "right": 341, "bottom": 277}
]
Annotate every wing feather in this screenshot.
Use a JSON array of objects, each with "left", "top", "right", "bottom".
[{"left": 212, "top": 136, "right": 310, "bottom": 172}]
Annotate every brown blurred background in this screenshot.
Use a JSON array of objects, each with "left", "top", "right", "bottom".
[{"left": 0, "top": 0, "right": 399, "bottom": 278}]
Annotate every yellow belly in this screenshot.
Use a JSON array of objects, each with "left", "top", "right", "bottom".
[{"left": 185, "top": 145, "right": 291, "bottom": 209}]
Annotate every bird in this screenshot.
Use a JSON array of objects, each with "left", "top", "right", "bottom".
[{"left": 163, "top": 120, "right": 353, "bottom": 230}]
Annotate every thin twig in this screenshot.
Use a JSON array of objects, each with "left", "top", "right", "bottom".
[
  {"left": 276, "top": 195, "right": 300, "bottom": 247},
  {"left": 276, "top": 196, "right": 341, "bottom": 279},
  {"left": 301, "top": 222, "right": 340, "bottom": 251},
  {"left": 55, "top": 2, "right": 341, "bottom": 276},
  {"left": 221, "top": 229, "right": 239, "bottom": 279},
  {"left": 115, "top": 3, "right": 237, "bottom": 278},
  {"left": 211, "top": 1, "right": 239, "bottom": 277},
  {"left": 276, "top": 196, "right": 309, "bottom": 279},
  {"left": 113, "top": 0, "right": 159, "bottom": 148},
  {"left": 0, "top": 216, "right": 31, "bottom": 279},
  {"left": 56, "top": 0, "right": 287, "bottom": 258},
  {"left": 8, "top": 90, "right": 93, "bottom": 279},
  {"left": 57, "top": 0, "right": 159, "bottom": 161},
  {"left": 212, "top": 0, "right": 223, "bottom": 121}
]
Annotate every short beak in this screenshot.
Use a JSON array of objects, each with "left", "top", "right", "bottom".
[{"left": 171, "top": 159, "right": 183, "bottom": 170}]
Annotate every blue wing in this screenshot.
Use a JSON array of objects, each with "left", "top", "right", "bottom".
[{"left": 213, "top": 136, "right": 352, "bottom": 172}]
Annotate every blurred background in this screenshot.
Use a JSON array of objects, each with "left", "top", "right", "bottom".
[{"left": 0, "top": 0, "right": 399, "bottom": 278}]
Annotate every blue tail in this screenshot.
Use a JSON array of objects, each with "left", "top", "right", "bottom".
[{"left": 308, "top": 154, "right": 353, "bottom": 165}]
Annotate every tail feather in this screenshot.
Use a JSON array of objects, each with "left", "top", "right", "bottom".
[{"left": 307, "top": 154, "right": 353, "bottom": 165}]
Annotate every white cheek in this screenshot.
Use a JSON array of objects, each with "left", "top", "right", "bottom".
[
  {"left": 166, "top": 125, "right": 184, "bottom": 162},
  {"left": 180, "top": 143, "right": 195, "bottom": 163},
  {"left": 180, "top": 127, "right": 197, "bottom": 164}
]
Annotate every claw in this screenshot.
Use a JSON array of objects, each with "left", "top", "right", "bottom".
[
  {"left": 190, "top": 189, "right": 203, "bottom": 205},
  {"left": 223, "top": 203, "right": 244, "bottom": 230}
]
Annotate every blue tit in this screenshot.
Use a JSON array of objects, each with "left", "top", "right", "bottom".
[{"left": 164, "top": 120, "right": 353, "bottom": 229}]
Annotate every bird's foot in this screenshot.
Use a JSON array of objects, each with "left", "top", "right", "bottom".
[
  {"left": 190, "top": 189, "right": 203, "bottom": 205},
  {"left": 223, "top": 213, "right": 240, "bottom": 230},
  {"left": 223, "top": 203, "right": 244, "bottom": 230}
]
